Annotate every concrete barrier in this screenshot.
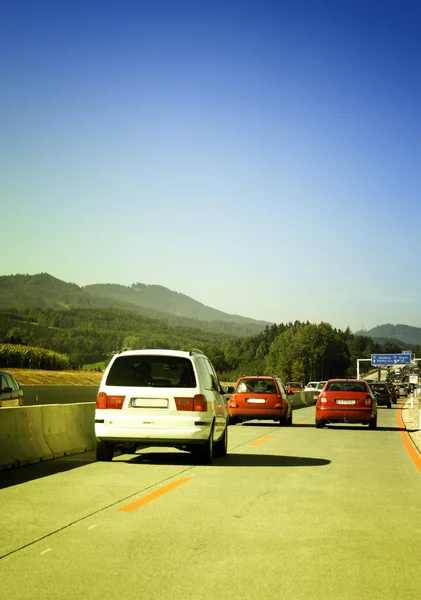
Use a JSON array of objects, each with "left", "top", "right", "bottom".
[
  {"left": 0, "top": 408, "right": 20, "bottom": 470},
  {"left": 0, "top": 403, "right": 96, "bottom": 471},
  {"left": 291, "top": 391, "right": 317, "bottom": 408},
  {"left": 41, "top": 404, "right": 72, "bottom": 458},
  {"left": 64, "top": 404, "right": 92, "bottom": 454},
  {"left": 14, "top": 406, "right": 54, "bottom": 467}
]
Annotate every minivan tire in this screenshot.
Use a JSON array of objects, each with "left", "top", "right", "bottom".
[
  {"left": 193, "top": 428, "right": 213, "bottom": 464},
  {"left": 96, "top": 440, "right": 114, "bottom": 461},
  {"left": 213, "top": 425, "right": 228, "bottom": 457}
]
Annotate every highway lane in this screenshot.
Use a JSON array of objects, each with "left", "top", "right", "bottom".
[
  {"left": 1, "top": 404, "right": 421, "bottom": 599},
  {"left": 21, "top": 385, "right": 98, "bottom": 406}
]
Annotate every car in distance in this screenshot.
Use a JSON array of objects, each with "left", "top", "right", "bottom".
[
  {"left": 315, "top": 379, "right": 377, "bottom": 429},
  {"left": 222, "top": 384, "right": 235, "bottom": 404},
  {"left": 312, "top": 380, "right": 327, "bottom": 403},
  {"left": 0, "top": 371, "right": 24, "bottom": 407},
  {"left": 228, "top": 376, "right": 293, "bottom": 426},
  {"left": 286, "top": 381, "right": 303, "bottom": 393},
  {"left": 367, "top": 382, "right": 393, "bottom": 408},
  {"left": 95, "top": 348, "right": 228, "bottom": 464},
  {"left": 303, "top": 381, "right": 319, "bottom": 392}
]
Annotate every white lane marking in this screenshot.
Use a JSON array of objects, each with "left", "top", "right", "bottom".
[
  {"left": 40, "top": 548, "right": 52, "bottom": 555},
  {"left": 88, "top": 525, "right": 96, "bottom": 530}
]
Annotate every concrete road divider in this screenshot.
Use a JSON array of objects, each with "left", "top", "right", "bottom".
[
  {"left": 0, "top": 403, "right": 96, "bottom": 471},
  {"left": 291, "top": 391, "right": 318, "bottom": 408},
  {"left": 14, "top": 406, "right": 54, "bottom": 467},
  {"left": 0, "top": 408, "right": 20, "bottom": 470},
  {"left": 64, "top": 403, "right": 92, "bottom": 454},
  {"left": 41, "top": 404, "right": 73, "bottom": 458}
]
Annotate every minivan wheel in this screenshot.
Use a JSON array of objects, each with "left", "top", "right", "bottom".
[
  {"left": 193, "top": 428, "right": 213, "bottom": 464},
  {"left": 387, "top": 402, "right": 392, "bottom": 409},
  {"left": 96, "top": 440, "right": 114, "bottom": 461},
  {"left": 213, "top": 425, "right": 228, "bottom": 457}
]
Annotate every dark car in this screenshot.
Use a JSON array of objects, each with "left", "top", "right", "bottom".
[
  {"left": 0, "top": 371, "right": 24, "bottom": 407},
  {"left": 315, "top": 379, "right": 377, "bottom": 428},
  {"left": 222, "top": 385, "right": 235, "bottom": 404},
  {"left": 228, "top": 376, "right": 293, "bottom": 426},
  {"left": 368, "top": 382, "right": 393, "bottom": 408}
]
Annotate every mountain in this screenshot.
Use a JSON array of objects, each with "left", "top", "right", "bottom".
[
  {"left": 356, "top": 323, "right": 421, "bottom": 346},
  {"left": 0, "top": 273, "right": 271, "bottom": 336}
]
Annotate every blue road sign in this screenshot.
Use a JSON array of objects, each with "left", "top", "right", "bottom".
[{"left": 371, "top": 353, "right": 411, "bottom": 366}]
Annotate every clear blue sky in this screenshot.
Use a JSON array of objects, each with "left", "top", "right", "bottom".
[{"left": 2, "top": 0, "right": 421, "bottom": 332}]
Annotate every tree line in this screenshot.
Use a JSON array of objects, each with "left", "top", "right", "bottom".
[{"left": 1, "top": 308, "right": 419, "bottom": 382}]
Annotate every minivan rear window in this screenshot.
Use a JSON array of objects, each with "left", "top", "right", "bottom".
[{"left": 106, "top": 355, "right": 196, "bottom": 388}]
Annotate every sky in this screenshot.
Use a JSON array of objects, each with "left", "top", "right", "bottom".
[{"left": 2, "top": 0, "right": 421, "bottom": 333}]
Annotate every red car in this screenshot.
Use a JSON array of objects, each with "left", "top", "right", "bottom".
[
  {"left": 315, "top": 379, "right": 377, "bottom": 429},
  {"left": 228, "top": 376, "right": 293, "bottom": 426},
  {"left": 286, "top": 381, "right": 303, "bottom": 393}
]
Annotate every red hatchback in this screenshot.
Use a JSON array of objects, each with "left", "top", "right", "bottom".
[
  {"left": 228, "top": 376, "right": 293, "bottom": 426},
  {"left": 315, "top": 379, "right": 377, "bottom": 429}
]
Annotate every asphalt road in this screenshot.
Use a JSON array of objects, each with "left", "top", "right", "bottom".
[
  {"left": 21, "top": 385, "right": 98, "bottom": 406},
  {"left": 1, "top": 404, "right": 420, "bottom": 600}
]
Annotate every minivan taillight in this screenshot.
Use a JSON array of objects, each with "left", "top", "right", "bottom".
[
  {"left": 96, "top": 392, "right": 125, "bottom": 409},
  {"left": 174, "top": 395, "right": 207, "bottom": 412}
]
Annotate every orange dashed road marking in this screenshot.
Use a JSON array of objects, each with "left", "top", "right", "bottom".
[
  {"left": 297, "top": 420, "right": 308, "bottom": 424},
  {"left": 118, "top": 477, "right": 192, "bottom": 512},
  {"left": 250, "top": 436, "right": 272, "bottom": 447},
  {"left": 397, "top": 404, "right": 421, "bottom": 474}
]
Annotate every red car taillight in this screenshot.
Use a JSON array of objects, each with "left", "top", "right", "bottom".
[
  {"left": 274, "top": 394, "right": 283, "bottom": 408},
  {"left": 174, "top": 394, "right": 207, "bottom": 412},
  {"left": 319, "top": 394, "right": 328, "bottom": 403},
  {"left": 364, "top": 395, "right": 372, "bottom": 406},
  {"left": 228, "top": 397, "right": 237, "bottom": 408},
  {"left": 96, "top": 392, "right": 125, "bottom": 409}
]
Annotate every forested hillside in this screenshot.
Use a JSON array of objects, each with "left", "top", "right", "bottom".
[
  {"left": 0, "top": 273, "right": 269, "bottom": 336},
  {"left": 357, "top": 323, "right": 421, "bottom": 346},
  {"left": 0, "top": 307, "right": 236, "bottom": 367},
  {"left": 2, "top": 308, "right": 420, "bottom": 384}
]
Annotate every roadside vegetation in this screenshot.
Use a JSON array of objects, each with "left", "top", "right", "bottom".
[{"left": 2, "top": 309, "right": 421, "bottom": 385}]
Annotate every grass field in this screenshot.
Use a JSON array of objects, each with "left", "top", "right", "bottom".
[{"left": 7, "top": 368, "right": 233, "bottom": 388}]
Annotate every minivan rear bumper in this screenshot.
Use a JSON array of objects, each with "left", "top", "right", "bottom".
[{"left": 95, "top": 420, "right": 212, "bottom": 445}]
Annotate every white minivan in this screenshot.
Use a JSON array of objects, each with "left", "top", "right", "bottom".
[{"left": 95, "top": 348, "right": 228, "bottom": 463}]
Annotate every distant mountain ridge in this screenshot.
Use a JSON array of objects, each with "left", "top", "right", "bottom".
[
  {"left": 356, "top": 323, "right": 421, "bottom": 346},
  {"left": 0, "top": 273, "right": 271, "bottom": 336}
]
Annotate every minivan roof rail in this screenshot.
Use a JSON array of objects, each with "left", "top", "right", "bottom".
[{"left": 189, "top": 348, "right": 204, "bottom": 356}]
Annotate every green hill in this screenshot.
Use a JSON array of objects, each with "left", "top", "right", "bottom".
[
  {"left": 0, "top": 273, "right": 271, "bottom": 336},
  {"left": 356, "top": 323, "right": 421, "bottom": 346}
]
